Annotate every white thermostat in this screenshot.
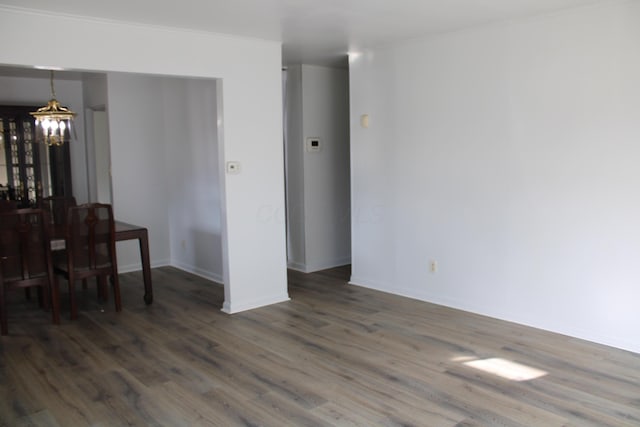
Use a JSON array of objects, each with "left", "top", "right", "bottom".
[{"left": 306, "top": 137, "right": 321, "bottom": 152}]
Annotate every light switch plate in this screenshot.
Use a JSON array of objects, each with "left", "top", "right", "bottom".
[
  {"left": 226, "top": 161, "right": 241, "bottom": 174},
  {"left": 360, "top": 114, "right": 369, "bottom": 128}
]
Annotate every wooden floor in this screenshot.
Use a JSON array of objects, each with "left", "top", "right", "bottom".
[{"left": 1, "top": 266, "right": 639, "bottom": 426}]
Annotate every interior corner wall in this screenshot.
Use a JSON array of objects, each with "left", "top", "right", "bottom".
[
  {"left": 0, "top": 75, "right": 89, "bottom": 203},
  {"left": 82, "top": 72, "right": 222, "bottom": 280},
  {"left": 285, "top": 64, "right": 351, "bottom": 273},
  {"left": 284, "top": 66, "right": 306, "bottom": 270},
  {"left": 105, "top": 73, "right": 171, "bottom": 271},
  {"left": 163, "top": 77, "right": 223, "bottom": 283},
  {"left": 301, "top": 65, "right": 351, "bottom": 272},
  {"left": 82, "top": 73, "right": 109, "bottom": 203},
  {"left": 349, "top": 1, "right": 640, "bottom": 354}
]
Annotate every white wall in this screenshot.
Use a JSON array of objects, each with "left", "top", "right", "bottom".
[
  {"left": 163, "top": 77, "right": 223, "bottom": 282},
  {"left": 82, "top": 73, "right": 109, "bottom": 203},
  {"left": 0, "top": 74, "right": 88, "bottom": 202},
  {"left": 284, "top": 66, "right": 306, "bottom": 269},
  {"left": 285, "top": 65, "right": 351, "bottom": 272},
  {"left": 301, "top": 65, "right": 351, "bottom": 272},
  {"left": 0, "top": 7, "right": 288, "bottom": 313},
  {"left": 105, "top": 74, "right": 222, "bottom": 278},
  {"left": 349, "top": 1, "right": 640, "bottom": 353},
  {"left": 92, "top": 111, "right": 111, "bottom": 204},
  {"left": 105, "top": 73, "right": 172, "bottom": 271}
]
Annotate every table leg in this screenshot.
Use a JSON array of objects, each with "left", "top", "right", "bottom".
[{"left": 137, "top": 230, "right": 153, "bottom": 304}]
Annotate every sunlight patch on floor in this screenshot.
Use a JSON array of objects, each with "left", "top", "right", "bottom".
[{"left": 457, "top": 357, "right": 548, "bottom": 381}]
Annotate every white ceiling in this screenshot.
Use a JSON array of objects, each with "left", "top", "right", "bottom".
[{"left": 1, "top": 0, "right": 610, "bottom": 67}]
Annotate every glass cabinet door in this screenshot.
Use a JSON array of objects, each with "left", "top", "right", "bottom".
[{"left": 0, "top": 106, "right": 72, "bottom": 207}]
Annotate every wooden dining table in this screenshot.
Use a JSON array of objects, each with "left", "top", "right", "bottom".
[
  {"left": 51, "top": 221, "right": 153, "bottom": 305},
  {"left": 114, "top": 221, "right": 153, "bottom": 305}
]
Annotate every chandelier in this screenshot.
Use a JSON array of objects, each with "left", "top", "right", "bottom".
[{"left": 30, "top": 70, "right": 76, "bottom": 146}]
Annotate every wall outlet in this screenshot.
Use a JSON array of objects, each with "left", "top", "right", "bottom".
[
  {"left": 430, "top": 260, "right": 438, "bottom": 273},
  {"left": 181, "top": 240, "right": 187, "bottom": 250}
]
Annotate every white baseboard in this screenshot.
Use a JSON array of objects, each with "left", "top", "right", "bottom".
[
  {"left": 287, "top": 261, "right": 307, "bottom": 272},
  {"left": 289, "top": 257, "right": 351, "bottom": 273},
  {"left": 118, "top": 258, "right": 170, "bottom": 274},
  {"left": 222, "top": 293, "right": 290, "bottom": 314},
  {"left": 171, "top": 260, "right": 224, "bottom": 284}
]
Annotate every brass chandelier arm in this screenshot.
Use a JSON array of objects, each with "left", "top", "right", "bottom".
[{"left": 31, "top": 99, "right": 76, "bottom": 120}]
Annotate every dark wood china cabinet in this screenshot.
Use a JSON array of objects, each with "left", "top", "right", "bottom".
[{"left": 0, "top": 106, "right": 72, "bottom": 207}]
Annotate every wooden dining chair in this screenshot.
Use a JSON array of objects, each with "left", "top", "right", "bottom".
[
  {"left": 54, "top": 203, "right": 121, "bottom": 319},
  {"left": 40, "top": 196, "right": 89, "bottom": 289},
  {"left": 0, "top": 199, "right": 18, "bottom": 212},
  {"left": 0, "top": 209, "right": 60, "bottom": 335},
  {"left": 39, "top": 196, "right": 77, "bottom": 227},
  {"left": 1, "top": 199, "right": 33, "bottom": 302}
]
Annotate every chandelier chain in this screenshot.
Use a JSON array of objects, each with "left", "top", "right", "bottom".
[{"left": 49, "top": 70, "right": 56, "bottom": 99}]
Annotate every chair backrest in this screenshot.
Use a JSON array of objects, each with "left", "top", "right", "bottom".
[
  {"left": 0, "top": 199, "right": 18, "bottom": 213},
  {"left": 65, "top": 203, "right": 117, "bottom": 273},
  {"left": 40, "top": 196, "right": 77, "bottom": 226},
  {"left": 0, "top": 209, "right": 52, "bottom": 282}
]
